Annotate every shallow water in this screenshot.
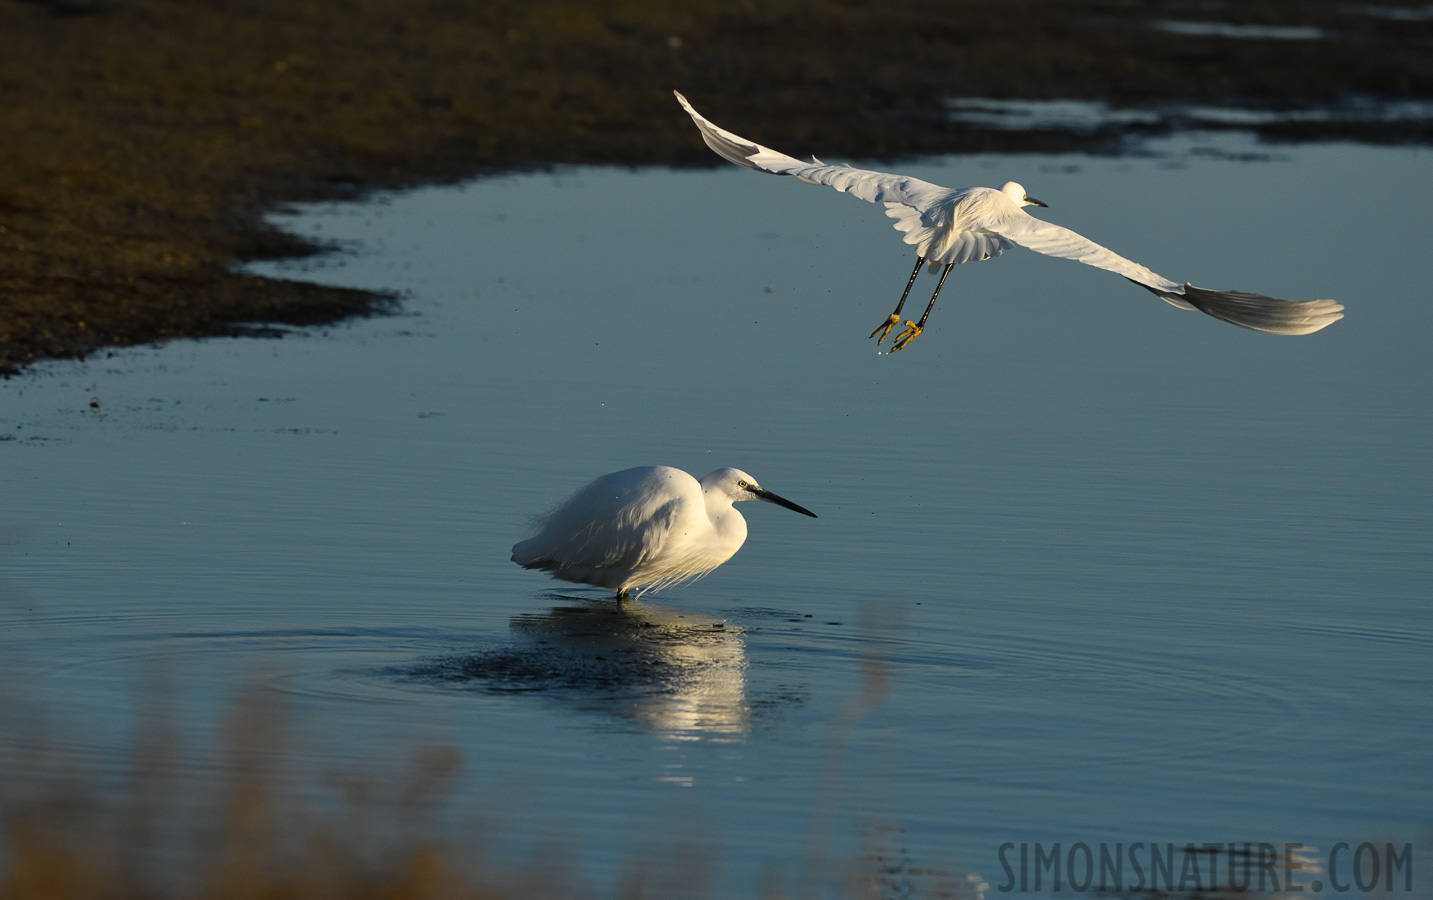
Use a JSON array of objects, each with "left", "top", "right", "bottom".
[{"left": 3, "top": 133, "right": 1430, "bottom": 894}]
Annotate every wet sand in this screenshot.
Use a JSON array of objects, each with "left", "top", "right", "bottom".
[{"left": 2, "top": 0, "right": 1428, "bottom": 374}]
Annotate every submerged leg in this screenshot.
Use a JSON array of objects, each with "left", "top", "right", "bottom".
[
  {"left": 891, "top": 264, "right": 954, "bottom": 351},
  {"left": 869, "top": 256, "right": 926, "bottom": 344}
]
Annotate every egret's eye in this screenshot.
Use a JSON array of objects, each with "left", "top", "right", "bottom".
[{"left": 738, "top": 480, "right": 749, "bottom": 488}]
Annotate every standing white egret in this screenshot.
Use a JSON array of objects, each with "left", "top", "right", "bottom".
[
  {"left": 675, "top": 91, "right": 1344, "bottom": 351},
  {"left": 511, "top": 466, "right": 816, "bottom": 598}
]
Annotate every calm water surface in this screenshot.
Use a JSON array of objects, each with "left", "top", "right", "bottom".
[{"left": 3, "top": 133, "right": 1430, "bottom": 894}]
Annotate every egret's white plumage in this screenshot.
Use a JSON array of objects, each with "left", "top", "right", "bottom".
[
  {"left": 675, "top": 91, "right": 1344, "bottom": 349},
  {"left": 512, "top": 466, "right": 816, "bottom": 598}
]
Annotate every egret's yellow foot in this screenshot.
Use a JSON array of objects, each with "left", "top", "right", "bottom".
[
  {"left": 869, "top": 313, "right": 900, "bottom": 344},
  {"left": 890, "top": 320, "right": 923, "bottom": 351}
]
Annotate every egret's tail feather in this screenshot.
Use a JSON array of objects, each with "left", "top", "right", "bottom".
[{"left": 1138, "top": 282, "right": 1345, "bottom": 336}]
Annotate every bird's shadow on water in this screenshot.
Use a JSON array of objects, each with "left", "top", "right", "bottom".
[{"left": 392, "top": 593, "right": 799, "bottom": 740}]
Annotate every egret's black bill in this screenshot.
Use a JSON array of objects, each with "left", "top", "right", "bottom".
[{"left": 750, "top": 486, "right": 817, "bottom": 518}]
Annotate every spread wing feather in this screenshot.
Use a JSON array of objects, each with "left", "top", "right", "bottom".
[
  {"left": 676, "top": 90, "right": 1345, "bottom": 336},
  {"left": 676, "top": 91, "right": 954, "bottom": 214},
  {"left": 992, "top": 216, "right": 1344, "bottom": 334},
  {"left": 992, "top": 216, "right": 1183, "bottom": 294}
]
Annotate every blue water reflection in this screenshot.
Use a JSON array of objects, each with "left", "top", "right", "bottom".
[
  {"left": 1, "top": 132, "right": 1429, "bottom": 894},
  {"left": 397, "top": 596, "right": 755, "bottom": 742}
]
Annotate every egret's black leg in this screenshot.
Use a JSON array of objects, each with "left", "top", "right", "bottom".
[
  {"left": 891, "top": 263, "right": 954, "bottom": 351},
  {"left": 869, "top": 256, "right": 926, "bottom": 344}
]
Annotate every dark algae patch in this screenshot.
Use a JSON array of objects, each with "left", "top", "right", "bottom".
[{"left": 2, "top": 0, "right": 1430, "bottom": 374}]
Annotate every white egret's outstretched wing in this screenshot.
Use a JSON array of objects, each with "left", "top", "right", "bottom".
[
  {"left": 675, "top": 91, "right": 955, "bottom": 213},
  {"left": 677, "top": 91, "right": 1006, "bottom": 265},
  {"left": 676, "top": 90, "right": 1345, "bottom": 337},
  {"left": 989, "top": 216, "right": 1181, "bottom": 294},
  {"left": 992, "top": 215, "right": 1345, "bottom": 335}
]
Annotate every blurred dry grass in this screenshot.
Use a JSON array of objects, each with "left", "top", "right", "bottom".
[
  {"left": 1, "top": 687, "right": 515, "bottom": 900},
  {"left": 0, "top": 654, "right": 962, "bottom": 900},
  {"left": 0, "top": 682, "right": 730, "bottom": 899},
  {"left": 1, "top": 0, "right": 1429, "bottom": 373}
]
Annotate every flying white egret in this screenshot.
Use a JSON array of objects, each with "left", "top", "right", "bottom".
[
  {"left": 511, "top": 466, "right": 817, "bottom": 599},
  {"left": 675, "top": 91, "right": 1344, "bottom": 351}
]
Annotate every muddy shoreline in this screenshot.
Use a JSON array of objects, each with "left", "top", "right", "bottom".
[{"left": 2, "top": 0, "right": 1429, "bottom": 375}]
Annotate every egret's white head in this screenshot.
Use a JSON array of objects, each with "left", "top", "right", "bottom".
[
  {"left": 701, "top": 468, "right": 817, "bottom": 517},
  {"left": 999, "top": 181, "right": 1048, "bottom": 208}
]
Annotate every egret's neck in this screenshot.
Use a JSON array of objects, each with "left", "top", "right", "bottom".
[{"left": 705, "top": 496, "right": 749, "bottom": 551}]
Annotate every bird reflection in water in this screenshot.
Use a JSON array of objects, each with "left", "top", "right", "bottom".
[{"left": 420, "top": 596, "right": 752, "bottom": 741}]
